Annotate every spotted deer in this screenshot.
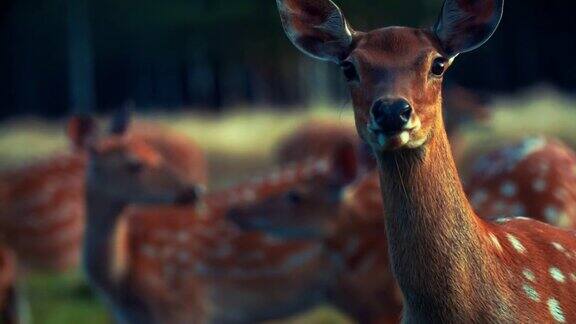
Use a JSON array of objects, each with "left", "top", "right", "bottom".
[
  {"left": 229, "top": 167, "right": 402, "bottom": 324},
  {"left": 278, "top": 0, "right": 576, "bottom": 322},
  {"left": 0, "top": 116, "right": 207, "bottom": 272},
  {"left": 75, "top": 111, "right": 203, "bottom": 324},
  {"left": 81, "top": 108, "right": 358, "bottom": 323},
  {"left": 128, "top": 145, "right": 357, "bottom": 323},
  {"left": 467, "top": 136, "right": 576, "bottom": 228}
]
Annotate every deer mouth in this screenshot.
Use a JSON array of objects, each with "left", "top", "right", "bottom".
[{"left": 367, "top": 116, "right": 423, "bottom": 150}]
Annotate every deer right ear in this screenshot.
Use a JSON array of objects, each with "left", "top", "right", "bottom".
[
  {"left": 276, "top": 0, "right": 354, "bottom": 63},
  {"left": 434, "top": 0, "right": 504, "bottom": 58},
  {"left": 109, "top": 106, "right": 132, "bottom": 135},
  {"left": 67, "top": 116, "right": 98, "bottom": 150}
]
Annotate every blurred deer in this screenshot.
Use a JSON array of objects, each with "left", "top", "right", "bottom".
[
  {"left": 0, "top": 115, "right": 207, "bottom": 272},
  {"left": 81, "top": 109, "right": 358, "bottom": 323},
  {"left": 278, "top": 0, "right": 576, "bottom": 321},
  {"left": 467, "top": 136, "right": 576, "bottom": 227},
  {"left": 75, "top": 110, "right": 203, "bottom": 323},
  {"left": 127, "top": 144, "right": 357, "bottom": 323}
]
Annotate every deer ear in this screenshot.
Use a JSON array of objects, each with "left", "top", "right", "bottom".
[
  {"left": 276, "top": 0, "right": 354, "bottom": 63},
  {"left": 330, "top": 142, "right": 359, "bottom": 186},
  {"left": 434, "top": 0, "right": 504, "bottom": 58},
  {"left": 109, "top": 106, "right": 132, "bottom": 135},
  {"left": 67, "top": 116, "right": 98, "bottom": 150}
]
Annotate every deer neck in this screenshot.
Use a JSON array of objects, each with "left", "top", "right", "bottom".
[
  {"left": 83, "top": 187, "right": 126, "bottom": 295},
  {"left": 375, "top": 115, "right": 506, "bottom": 320}
]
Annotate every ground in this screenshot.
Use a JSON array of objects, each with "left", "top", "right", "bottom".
[{"left": 1, "top": 90, "right": 575, "bottom": 323}]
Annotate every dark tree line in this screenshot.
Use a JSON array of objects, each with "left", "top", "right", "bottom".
[{"left": 0, "top": 0, "right": 575, "bottom": 120}]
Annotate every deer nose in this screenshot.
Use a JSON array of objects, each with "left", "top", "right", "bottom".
[{"left": 370, "top": 99, "right": 413, "bottom": 134}]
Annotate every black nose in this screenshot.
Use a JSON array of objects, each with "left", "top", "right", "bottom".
[{"left": 370, "top": 99, "right": 412, "bottom": 134}]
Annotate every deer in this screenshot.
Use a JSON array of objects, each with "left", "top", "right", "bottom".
[
  {"left": 0, "top": 115, "right": 207, "bottom": 272},
  {"left": 70, "top": 111, "right": 203, "bottom": 324},
  {"left": 79, "top": 107, "right": 359, "bottom": 323},
  {"left": 466, "top": 136, "right": 576, "bottom": 228},
  {"left": 277, "top": 0, "right": 576, "bottom": 322},
  {"left": 229, "top": 166, "right": 403, "bottom": 324}
]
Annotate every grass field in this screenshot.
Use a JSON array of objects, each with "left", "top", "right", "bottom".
[{"left": 1, "top": 90, "right": 575, "bottom": 323}]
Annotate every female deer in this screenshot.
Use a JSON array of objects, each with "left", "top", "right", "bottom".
[
  {"left": 0, "top": 116, "right": 207, "bottom": 272},
  {"left": 73, "top": 111, "right": 202, "bottom": 324},
  {"left": 278, "top": 0, "right": 576, "bottom": 322}
]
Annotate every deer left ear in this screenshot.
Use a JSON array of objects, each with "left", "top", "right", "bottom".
[
  {"left": 434, "top": 0, "right": 504, "bottom": 58},
  {"left": 67, "top": 116, "right": 98, "bottom": 150},
  {"left": 276, "top": 0, "right": 354, "bottom": 63}
]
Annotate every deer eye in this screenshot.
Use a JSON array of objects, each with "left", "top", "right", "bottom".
[
  {"left": 431, "top": 57, "right": 448, "bottom": 77},
  {"left": 340, "top": 61, "right": 359, "bottom": 83}
]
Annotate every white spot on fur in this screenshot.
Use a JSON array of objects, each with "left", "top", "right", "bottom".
[
  {"left": 506, "top": 234, "right": 526, "bottom": 254},
  {"left": 514, "top": 216, "right": 531, "bottom": 221},
  {"left": 523, "top": 284, "right": 540, "bottom": 301},
  {"left": 570, "top": 273, "right": 576, "bottom": 281},
  {"left": 552, "top": 242, "right": 565, "bottom": 252},
  {"left": 545, "top": 206, "right": 560, "bottom": 223},
  {"left": 315, "top": 160, "right": 330, "bottom": 173},
  {"left": 539, "top": 162, "right": 550, "bottom": 174},
  {"left": 523, "top": 269, "right": 535, "bottom": 282},
  {"left": 547, "top": 298, "right": 566, "bottom": 322},
  {"left": 532, "top": 179, "right": 547, "bottom": 192},
  {"left": 488, "top": 233, "right": 502, "bottom": 252},
  {"left": 471, "top": 189, "right": 488, "bottom": 207},
  {"left": 550, "top": 267, "right": 565, "bottom": 282},
  {"left": 500, "top": 181, "right": 517, "bottom": 197}
]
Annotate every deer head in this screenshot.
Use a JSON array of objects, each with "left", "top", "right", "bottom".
[
  {"left": 67, "top": 110, "right": 201, "bottom": 206},
  {"left": 276, "top": 0, "right": 503, "bottom": 152},
  {"left": 227, "top": 143, "right": 359, "bottom": 239}
]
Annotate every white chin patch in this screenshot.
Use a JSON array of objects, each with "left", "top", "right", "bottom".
[
  {"left": 398, "top": 131, "right": 410, "bottom": 145},
  {"left": 376, "top": 131, "right": 410, "bottom": 149}
]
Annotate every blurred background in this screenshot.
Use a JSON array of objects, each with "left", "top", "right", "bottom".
[{"left": 1, "top": 0, "right": 576, "bottom": 323}]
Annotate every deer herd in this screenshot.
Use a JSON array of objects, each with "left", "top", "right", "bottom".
[{"left": 0, "top": 0, "right": 575, "bottom": 323}]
